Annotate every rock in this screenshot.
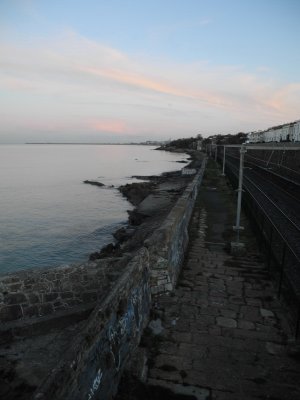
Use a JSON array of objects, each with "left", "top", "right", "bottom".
[
  {"left": 0, "top": 305, "right": 23, "bottom": 322},
  {"left": 118, "top": 182, "right": 154, "bottom": 206},
  {"left": 4, "top": 292, "right": 27, "bottom": 305},
  {"left": 83, "top": 180, "right": 105, "bottom": 187},
  {"left": 113, "top": 227, "right": 134, "bottom": 243},
  {"left": 113, "top": 227, "right": 126, "bottom": 241},
  {"left": 216, "top": 316, "right": 237, "bottom": 328},
  {"left": 127, "top": 210, "right": 149, "bottom": 226},
  {"left": 260, "top": 308, "right": 275, "bottom": 318},
  {"left": 266, "top": 342, "right": 285, "bottom": 355},
  {"left": 89, "top": 243, "right": 121, "bottom": 261}
]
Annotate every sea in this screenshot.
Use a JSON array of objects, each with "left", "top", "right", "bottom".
[{"left": 0, "top": 144, "right": 188, "bottom": 274}]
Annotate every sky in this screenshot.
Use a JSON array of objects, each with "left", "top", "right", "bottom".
[{"left": 0, "top": 0, "right": 300, "bottom": 143}]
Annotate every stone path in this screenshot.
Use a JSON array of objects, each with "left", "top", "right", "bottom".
[{"left": 118, "top": 161, "right": 300, "bottom": 400}]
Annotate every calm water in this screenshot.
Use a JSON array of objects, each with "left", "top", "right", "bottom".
[{"left": 0, "top": 145, "right": 188, "bottom": 273}]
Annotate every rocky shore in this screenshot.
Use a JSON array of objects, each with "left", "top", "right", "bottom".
[
  {"left": 0, "top": 147, "right": 205, "bottom": 400},
  {"left": 89, "top": 149, "right": 203, "bottom": 261}
]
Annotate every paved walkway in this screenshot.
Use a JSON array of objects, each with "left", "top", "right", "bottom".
[{"left": 118, "top": 161, "right": 300, "bottom": 400}]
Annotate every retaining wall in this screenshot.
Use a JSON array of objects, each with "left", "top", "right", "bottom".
[
  {"left": 34, "top": 248, "right": 151, "bottom": 400},
  {"left": 146, "top": 158, "right": 206, "bottom": 294},
  {"left": 0, "top": 257, "right": 129, "bottom": 325}
]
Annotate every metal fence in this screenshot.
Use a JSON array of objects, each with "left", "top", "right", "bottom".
[{"left": 223, "top": 159, "right": 300, "bottom": 339}]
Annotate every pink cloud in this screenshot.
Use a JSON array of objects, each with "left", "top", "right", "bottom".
[
  {"left": 79, "top": 65, "right": 228, "bottom": 109},
  {"left": 268, "top": 83, "right": 300, "bottom": 114},
  {"left": 1, "top": 31, "right": 299, "bottom": 138},
  {"left": 90, "top": 120, "right": 129, "bottom": 134}
]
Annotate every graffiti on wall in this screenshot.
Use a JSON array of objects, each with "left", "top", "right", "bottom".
[
  {"left": 85, "top": 280, "right": 150, "bottom": 399},
  {"left": 87, "top": 369, "right": 103, "bottom": 400},
  {"left": 107, "top": 285, "right": 146, "bottom": 371}
]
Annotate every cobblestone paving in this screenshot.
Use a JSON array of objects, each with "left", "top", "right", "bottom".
[{"left": 144, "top": 165, "right": 300, "bottom": 400}]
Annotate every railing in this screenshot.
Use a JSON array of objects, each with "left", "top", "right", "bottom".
[{"left": 224, "top": 160, "right": 300, "bottom": 339}]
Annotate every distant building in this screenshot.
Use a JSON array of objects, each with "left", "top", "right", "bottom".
[{"left": 196, "top": 140, "right": 203, "bottom": 150}]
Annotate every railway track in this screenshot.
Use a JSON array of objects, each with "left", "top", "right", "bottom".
[
  {"left": 216, "top": 149, "right": 300, "bottom": 335},
  {"left": 225, "top": 152, "right": 300, "bottom": 202},
  {"left": 225, "top": 158, "right": 300, "bottom": 262},
  {"left": 245, "top": 152, "right": 300, "bottom": 185}
]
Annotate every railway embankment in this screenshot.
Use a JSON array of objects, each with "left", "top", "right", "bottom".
[{"left": 0, "top": 155, "right": 206, "bottom": 400}]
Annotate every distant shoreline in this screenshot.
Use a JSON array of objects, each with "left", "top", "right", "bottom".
[{"left": 25, "top": 142, "right": 163, "bottom": 146}]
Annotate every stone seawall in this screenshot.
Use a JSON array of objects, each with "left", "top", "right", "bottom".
[
  {"left": 146, "top": 159, "right": 206, "bottom": 294},
  {"left": 0, "top": 256, "right": 130, "bottom": 327},
  {"left": 34, "top": 248, "right": 151, "bottom": 400},
  {"left": 0, "top": 157, "right": 206, "bottom": 400}
]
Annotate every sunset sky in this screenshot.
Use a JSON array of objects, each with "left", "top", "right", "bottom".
[{"left": 1, "top": 0, "right": 300, "bottom": 143}]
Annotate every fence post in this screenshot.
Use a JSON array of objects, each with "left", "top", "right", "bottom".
[
  {"left": 233, "top": 145, "right": 246, "bottom": 242},
  {"left": 222, "top": 146, "right": 226, "bottom": 176},
  {"left": 267, "top": 227, "right": 273, "bottom": 271},
  {"left": 277, "top": 244, "right": 286, "bottom": 298},
  {"left": 296, "top": 306, "right": 300, "bottom": 340},
  {"left": 259, "top": 214, "right": 264, "bottom": 251}
]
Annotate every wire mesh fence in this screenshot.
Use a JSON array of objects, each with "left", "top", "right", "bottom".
[{"left": 223, "top": 157, "right": 300, "bottom": 338}]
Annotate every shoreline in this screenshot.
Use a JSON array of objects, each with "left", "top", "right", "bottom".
[
  {"left": 0, "top": 146, "right": 191, "bottom": 276},
  {"left": 88, "top": 148, "right": 203, "bottom": 261},
  {"left": 0, "top": 149, "right": 205, "bottom": 397}
]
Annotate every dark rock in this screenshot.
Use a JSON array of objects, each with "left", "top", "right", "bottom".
[
  {"left": 0, "top": 329, "right": 13, "bottom": 345},
  {"left": 23, "top": 305, "right": 39, "bottom": 318},
  {"left": 39, "top": 303, "right": 54, "bottom": 316},
  {"left": 0, "top": 304, "right": 23, "bottom": 322},
  {"left": 119, "top": 182, "right": 154, "bottom": 206},
  {"left": 53, "top": 301, "right": 63, "bottom": 308},
  {"left": 61, "top": 292, "right": 74, "bottom": 299},
  {"left": 24, "top": 278, "right": 35, "bottom": 285},
  {"left": 43, "top": 292, "right": 58, "bottom": 302},
  {"left": 113, "top": 227, "right": 134, "bottom": 243},
  {"left": 132, "top": 175, "right": 158, "bottom": 181},
  {"left": 66, "top": 299, "right": 83, "bottom": 307},
  {"left": 72, "top": 284, "right": 84, "bottom": 292},
  {"left": 89, "top": 243, "right": 121, "bottom": 261},
  {"left": 81, "top": 291, "right": 98, "bottom": 302},
  {"left": 28, "top": 293, "right": 40, "bottom": 304},
  {"left": 83, "top": 180, "right": 105, "bottom": 187},
  {"left": 2, "top": 277, "right": 20, "bottom": 284},
  {"left": 7, "top": 283, "right": 22, "bottom": 292},
  {"left": 44, "top": 272, "right": 55, "bottom": 281},
  {"left": 4, "top": 293, "right": 27, "bottom": 305},
  {"left": 89, "top": 252, "right": 100, "bottom": 261},
  {"left": 128, "top": 210, "right": 149, "bottom": 226},
  {"left": 113, "top": 227, "right": 127, "bottom": 242}
]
